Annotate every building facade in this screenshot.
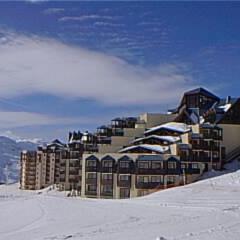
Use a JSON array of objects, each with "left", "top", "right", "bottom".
[
  {"left": 81, "top": 153, "right": 184, "bottom": 199},
  {"left": 20, "top": 87, "right": 240, "bottom": 198}
]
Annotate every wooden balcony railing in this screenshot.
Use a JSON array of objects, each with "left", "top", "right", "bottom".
[{"left": 118, "top": 180, "right": 131, "bottom": 188}]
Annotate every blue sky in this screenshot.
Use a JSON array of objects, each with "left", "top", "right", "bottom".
[{"left": 0, "top": 1, "right": 239, "bottom": 141}]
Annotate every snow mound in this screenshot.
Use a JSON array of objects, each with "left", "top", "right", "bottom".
[{"left": 1, "top": 162, "right": 240, "bottom": 240}]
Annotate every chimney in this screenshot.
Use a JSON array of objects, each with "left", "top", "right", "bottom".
[{"left": 226, "top": 96, "right": 231, "bottom": 104}]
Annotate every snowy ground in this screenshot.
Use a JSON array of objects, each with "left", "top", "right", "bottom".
[{"left": 1, "top": 168, "right": 240, "bottom": 240}]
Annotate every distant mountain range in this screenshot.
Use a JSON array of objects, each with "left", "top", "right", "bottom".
[{"left": 0, "top": 136, "right": 39, "bottom": 184}]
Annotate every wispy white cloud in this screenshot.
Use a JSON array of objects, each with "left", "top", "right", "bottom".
[
  {"left": 25, "top": 0, "right": 48, "bottom": 3},
  {"left": 0, "top": 111, "right": 74, "bottom": 129},
  {"left": 0, "top": 110, "right": 112, "bottom": 129},
  {"left": 94, "top": 22, "right": 124, "bottom": 27},
  {"left": 0, "top": 30, "right": 196, "bottom": 106},
  {"left": 43, "top": 8, "right": 65, "bottom": 15},
  {"left": 58, "top": 15, "right": 113, "bottom": 22}
]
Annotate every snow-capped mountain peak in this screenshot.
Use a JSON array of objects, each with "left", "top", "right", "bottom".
[{"left": 0, "top": 136, "right": 38, "bottom": 183}]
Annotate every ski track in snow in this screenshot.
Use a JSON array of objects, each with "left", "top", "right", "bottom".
[{"left": 0, "top": 170, "right": 240, "bottom": 240}]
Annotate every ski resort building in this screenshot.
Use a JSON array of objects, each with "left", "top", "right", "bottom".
[
  {"left": 20, "top": 151, "right": 37, "bottom": 190},
  {"left": 82, "top": 153, "right": 182, "bottom": 199},
  {"left": 20, "top": 87, "right": 240, "bottom": 198}
]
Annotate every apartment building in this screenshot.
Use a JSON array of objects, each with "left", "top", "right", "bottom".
[
  {"left": 20, "top": 87, "right": 240, "bottom": 197},
  {"left": 58, "top": 139, "right": 83, "bottom": 193},
  {"left": 81, "top": 121, "right": 224, "bottom": 198},
  {"left": 96, "top": 114, "right": 176, "bottom": 154},
  {"left": 35, "top": 140, "right": 65, "bottom": 189},
  {"left": 81, "top": 153, "right": 184, "bottom": 199},
  {"left": 20, "top": 139, "right": 83, "bottom": 191},
  {"left": 171, "top": 87, "right": 240, "bottom": 157},
  {"left": 20, "top": 151, "right": 37, "bottom": 190}
]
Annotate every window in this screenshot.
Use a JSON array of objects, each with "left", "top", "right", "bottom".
[
  {"left": 151, "top": 176, "right": 162, "bottom": 183},
  {"left": 102, "top": 185, "right": 113, "bottom": 193},
  {"left": 219, "top": 130, "right": 222, "bottom": 137},
  {"left": 167, "top": 176, "right": 175, "bottom": 184},
  {"left": 114, "top": 121, "right": 120, "bottom": 126},
  {"left": 119, "top": 161, "right": 130, "bottom": 168},
  {"left": 103, "top": 161, "right": 113, "bottom": 168},
  {"left": 181, "top": 163, "right": 186, "bottom": 169},
  {"left": 102, "top": 174, "right": 112, "bottom": 180},
  {"left": 138, "top": 176, "right": 149, "bottom": 183},
  {"left": 204, "top": 151, "right": 210, "bottom": 158},
  {"left": 168, "top": 162, "right": 176, "bottom": 169},
  {"left": 119, "top": 175, "right": 130, "bottom": 181},
  {"left": 152, "top": 161, "right": 162, "bottom": 169},
  {"left": 87, "top": 185, "right": 96, "bottom": 191},
  {"left": 138, "top": 190, "right": 149, "bottom": 197},
  {"left": 87, "top": 173, "right": 96, "bottom": 179},
  {"left": 192, "top": 163, "right": 199, "bottom": 169},
  {"left": 138, "top": 161, "right": 149, "bottom": 169},
  {"left": 87, "top": 160, "right": 97, "bottom": 167},
  {"left": 120, "top": 188, "right": 130, "bottom": 198}
]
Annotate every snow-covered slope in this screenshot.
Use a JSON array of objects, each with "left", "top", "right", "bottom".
[
  {"left": 0, "top": 136, "right": 38, "bottom": 183},
  {"left": 0, "top": 165, "right": 240, "bottom": 240}
]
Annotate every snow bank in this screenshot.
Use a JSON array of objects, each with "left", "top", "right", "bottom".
[{"left": 0, "top": 164, "right": 240, "bottom": 240}]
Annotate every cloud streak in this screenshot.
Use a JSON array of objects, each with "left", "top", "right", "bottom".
[
  {"left": 43, "top": 8, "right": 65, "bottom": 15},
  {"left": 58, "top": 15, "right": 113, "bottom": 22},
  {"left": 0, "top": 110, "right": 112, "bottom": 129},
  {"left": 0, "top": 30, "right": 195, "bottom": 106}
]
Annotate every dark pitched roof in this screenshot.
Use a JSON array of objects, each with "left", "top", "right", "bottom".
[
  {"left": 118, "top": 155, "right": 132, "bottom": 161},
  {"left": 97, "top": 125, "right": 109, "bottom": 129},
  {"left": 215, "top": 97, "right": 240, "bottom": 124},
  {"left": 102, "top": 155, "right": 115, "bottom": 161},
  {"left": 184, "top": 87, "right": 219, "bottom": 100},
  {"left": 111, "top": 117, "right": 122, "bottom": 121},
  {"left": 52, "top": 139, "right": 64, "bottom": 145},
  {"left": 86, "top": 155, "right": 99, "bottom": 161}
]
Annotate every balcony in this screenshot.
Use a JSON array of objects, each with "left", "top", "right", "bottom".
[
  {"left": 101, "top": 179, "right": 113, "bottom": 185},
  {"left": 192, "top": 144, "right": 211, "bottom": 151},
  {"left": 212, "top": 157, "right": 221, "bottom": 163},
  {"left": 117, "top": 167, "right": 132, "bottom": 174},
  {"left": 101, "top": 167, "right": 115, "bottom": 173},
  {"left": 100, "top": 191, "right": 113, "bottom": 197},
  {"left": 85, "top": 190, "right": 97, "bottom": 196},
  {"left": 60, "top": 177, "right": 66, "bottom": 182},
  {"left": 180, "top": 156, "right": 191, "bottom": 162},
  {"left": 136, "top": 168, "right": 166, "bottom": 175},
  {"left": 25, "top": 167, "right": 36, "bottom": 171},
  {"left": 118, "top": 180, "right": 131, "bottom": 188},
  {"left": 85, "top": 178, "right": 97, "bottom": 185},
  {"left": 212, "top": 145, "right": 220, "bottom": 151},
  {"left": 167, "top": 169, "right": 181, "bottom": 175},
  {"left": 84, "top": 145, "right": 98, "bottom": 153},
  {"left": 69, "top": 170, "right": 79, "bottom": 175},
  {"left": 191, "top": 156, "right": 211, "bottom": 162},
  {"left": 202, "top": 133, "right": 222, "bottom": 141},
  {"left": 183, "top": 168, "right": 200, "bottom": 174},
  {"left": 69, "top": 176, "right": 79, "bottom": 183},
  {"left": 85, "top": 166, "right": 98, "bottom": 172},
  {"left": 26, "top": 172, "right": 36, "bottom": 177},
  {"left": 69, "top": 163, "right": 80, "bottom": 168},
  {"left": 135, "top": 182, "right": 164, "bottom": 189},
  {"left": 97, "top": 136, "right": 111, "bottom": 144}
]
